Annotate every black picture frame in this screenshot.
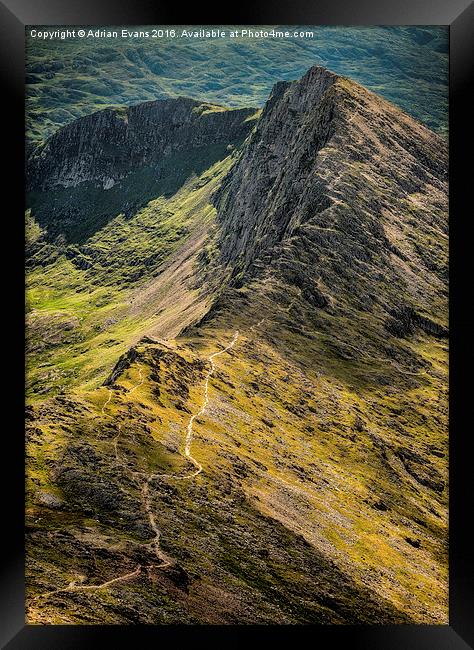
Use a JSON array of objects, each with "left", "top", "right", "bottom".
[{"left": 1, "top": 1, "right": 472, "bottom": 647}]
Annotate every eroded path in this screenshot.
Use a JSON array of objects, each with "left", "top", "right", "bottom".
[
  {"left": 183, "top": 330, "right": 239, "bottom": 477},
  {"left": 33, "top": 329, "right": 241, "bottom": 602}
]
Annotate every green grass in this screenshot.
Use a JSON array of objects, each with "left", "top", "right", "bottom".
[{"left": 26, "top": 154, "right": 233, "bottom": 398}]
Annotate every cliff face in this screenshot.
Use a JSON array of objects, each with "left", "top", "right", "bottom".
[
  {"left": 214, "top": 66, "right": 447, "bottom": 324},
  {"left": 28, "top": 98, "right": 257, "bottom": 191},
  {"left": 215, "top": 67, "right": 340, "bottom": 267}
]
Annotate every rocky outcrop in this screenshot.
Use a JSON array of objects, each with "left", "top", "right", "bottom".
[
  {"left": 385, "top": 306, "right": 448, "bottom": 339},
  {"left": 27, "top": 98, "right": 257, "bottom": 191},
  {"left": 214, "top": 67, "right": 340, "bottom": 268},
  {"left": 104, "top": 347, "right": 138, "bottom": 386}
]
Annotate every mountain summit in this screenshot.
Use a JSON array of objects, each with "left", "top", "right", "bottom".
[{"left": 215, "top": 65, "right": 447, "bottom": 323}]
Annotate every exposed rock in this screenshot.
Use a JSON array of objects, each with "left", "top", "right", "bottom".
[
  {"left": 385, "top": 306, "right": 448, "bottom": 339},
  {"left": 405, "top": 537, "right": 421, "bottom": 548},
  {"left": 396, "top": 447, "right": 445, "bottom": 493},
  {"left": 36, "top": 490, "right": 63, "bottom": 509},
  {"left": 104, "top": 347, "right": 139, "bottom": 386},
  {"left": 213, "top": 65, "right": 447, "bottom": 331},
  {"left": 27, "top": 98, "right": 257, "bottom": 191}
]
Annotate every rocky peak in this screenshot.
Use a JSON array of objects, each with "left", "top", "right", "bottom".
[
  {"left": 213, "top": 67, "right": 345, "bottom": 270},
  {"left": 213, "top": 65, "right": 447, "bottom": 321}
]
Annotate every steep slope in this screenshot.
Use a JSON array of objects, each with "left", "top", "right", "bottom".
[
  {"left": 26, "top": 153, "right": 237, "bottom": 398},
  {"left": 26, "top": 67, "right": 448, "bottom": 625},
  {"left": 214, "top": 66, "right": 447, "bottom": 322},
  {"left": 28, "top": 98, "right": 256, "bottom": 191}
]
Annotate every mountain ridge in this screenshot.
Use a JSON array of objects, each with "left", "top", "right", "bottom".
[
  {"left": 26, "top": 97, "right": 258, "bottom": 244},
  {"left": 215, "top": 65, "right": 447, "bottom": 270},
  {"left": 27, "top": 97, "right": 258, "bottom": 191},
  {"left": 25, "top": 64, "right": 448, "bottom": 625}
]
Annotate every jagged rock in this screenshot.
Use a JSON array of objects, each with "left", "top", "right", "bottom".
[
  {"left": 166, "top": 564, "right": 191, "bottom": 592},
  {"left": 405, "top": 537, "right": 421, "bottom": 548},
  {"left": 213, "top": 65, "right": 447, "bottom": 334},
  {"left": 104, "top": 347, "right": 138, "bottom": 386},
  {"left": 395, "top": 447, "right": 445, "bottom": 493},
  {"left": 385, "top": 306, "right": 448, "bottom": 339},
  {"left": 36, "top": 490, "right": 63, "bottom": 509}
]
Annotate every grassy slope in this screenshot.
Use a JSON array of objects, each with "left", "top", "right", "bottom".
[
  {"left": 26, "top": 149, "right": 448, "bottom": 623},
  {"left": 26, "top": 25, "right": 448, "bottom": 146},
  {"left": 26, "top": 286, "right": 447, "bottom": 623},
  {"left": 26, "top": 154, "right": 234, "bottom": 399}
]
